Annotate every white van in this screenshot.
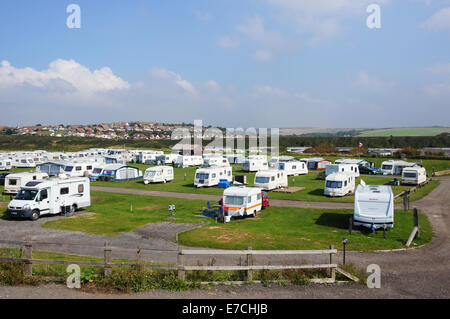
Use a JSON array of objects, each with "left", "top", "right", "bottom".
[
  {"left": 353, "top": 183, "right": 394, "bottom": 229},
  {"left": 242, "top": 156, "right": 268, "bottom": 172},
  {"left": 380, "top": 160, "right": 418, "bottom": 175},
  {"left": 254, "top": 170, "right": 288, "bottom": 191},
  {"left": 222, "top": 187, "right": 263, "bottom": 219},
  {"left": 325, "top": 164, "right": 360, "bottom": 178},
  {"left": 277, "top": 160, "right": 308, "bottom": 176},
  {"left": 6, "top": 177, "right": 91, "bottom": 220},
  {"left": 401, "top": 166, "right": 427, "bottom": 185},
  {"left": 194, "top": 166, "right": 233, "bottom": 187},
  {"left": 0, "top": 158, "right": 13, "bottom": 171},
  {"left": 144, "top": 166, "right": 174, "bottom": 184},
  {"left": 175, "top": 155, "right": 204, "bottom": 168},
  {"left": 324, "top": 172, "right": 355, "bottom": 197},
  {"left": 4, "top": 172, "right": 49, "bottom": 195}
]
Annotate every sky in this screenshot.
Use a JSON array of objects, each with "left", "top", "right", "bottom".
[{"left": 0, "top": 0, "right": 449, "bottom": 129}]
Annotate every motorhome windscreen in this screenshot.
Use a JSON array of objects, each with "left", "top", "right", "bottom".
[
  {"left": 225, "top": 196, "right": 244, "bottom": 205},
  {"left": 255, "top": 177, "right": 269, "bottom": 183},
  {"left": 403, "top": 172, "right": 417, "bottom": 178},
  {"left": 326, "top": 181, "right": 343, "bottom": 188},
  {"left": 196, "top": 173, "right": 209, "bottom": 179},
  {"left": 15, "top": 189, "right": 38, "bottom": 201},
  {"left": 382, "top": 165, "right": 393, "bottom": 170}
]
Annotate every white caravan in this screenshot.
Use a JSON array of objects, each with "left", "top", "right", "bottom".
[
  {"left": 269, "top": 156, "right": 294, "bottom": 168},
  {"left": 226, "top": 154, "right": 246, "bottom": 165},
  {"left": 155, "top": 154, "right": 179, "bottom": 165},
  {"left": 325, "top": 164, "right": 360, "bottom": 178},
  {"left": 14, "top": 157, "right": 36, "bottom": 168},
  {"left": 62, "top": 162, "right": 95, "bottom": 177},
  {"left": 353, "top": 183, "right": 394, "bottom": 229},
  {"left": 254, "top": 170, "right": 288, "bottom": 191},
  {"left": 401, "top": 166, "right": 427, "bottom": 185},
  {"left": 4, "top": 172, "right": 49, "bottom": 195},
  {"left": 88, "top": 165, "right": 106, "bottom": 181},
  {"left": 324, "top": 172, "right": 355, "bottom": 197},
  {"left": 6, "top": 177, "right": 91, "bottom": 220},
  {"left": 380, "top": 160, "right": 418, "bottom": 175},
  {"left": 0, "top": 158, "right": 13, "bottom": 171},
  {"left": 277, "top": 160, "right": 308, "bottom": 176},
  {"left": 222, "top": 187, "right": 263, "bottom": 219},
  {"left": 194, "top": 166, "right": 233, "bottom": 187},
  {"left": 203, "top": 156, "right": 230, "bottom": 167},
  {"left": 241, "top": 156, "right": 268, "bottom": 172},
  {"left": 144, "top": 166, "right": 174, "bottom": 184},
  {"left": 175, "top": 155, "right": 204, "bottom": 168}
]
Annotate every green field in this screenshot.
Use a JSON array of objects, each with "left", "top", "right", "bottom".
[{"left": 358, "top": 127, "right": 450, "bottom": 137}]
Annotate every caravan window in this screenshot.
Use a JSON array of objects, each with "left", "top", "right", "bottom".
[
  {"left": 248, "top": 196, "right": 252, "bottom": 203},
  {"left": 382, "top": 164, "right": 393, "bottom": 170},
  {"left": 75, "top": 166, "right": 82, "bottom": 171},
  {"left": 60, "top": 187, "right": 69, "bottom": 195},
  {"left": 326, "top": 181, "right": 342, "bottom": 189},
  {"left": 93, "top": 168, "right": 102, "bottom": 174},
  {"left": 255, "top": 177, "right": 269, "bottom": 184},
  {"left": 212, "top": 173, "right": 216, "bottom": 178},
  {"left": 224, "top": 196, "right": 244, "bottom": 205},
  {"left": 403, "top": 172, "right": 417, "bottom": 178},
  {"left": 9, "top": 179, "right": 17, "bottom": 186},
  {"left": 271, "top": 176, "right": 275, "bottom": 181},
  {"left": 196, "top": 173, "right": 209, "bottom": 180},
  {"left": 257, "top": 193, "right": 261, "bottom": 201},
  {"left": 78, "top": 184, "right": 84, "bottom": 193},
  {"left": 65, "top": 166, "right": 74, "bottom": 172},
  {"left": 86, "top": 166, "right": 92, "bottom": 170}
]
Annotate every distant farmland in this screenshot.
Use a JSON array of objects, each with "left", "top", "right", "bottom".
[{"left": 358, "top": 127, "right": 450, "bottom": 137}]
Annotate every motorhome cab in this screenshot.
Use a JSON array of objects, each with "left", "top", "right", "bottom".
[
  {"left": 0, "top": 158, "right": 12, "bottom": 171},
  {"left": 194, "top": 166, "right": 232, "bottom": 187},
  {"left": 401, "top": 166, "right": 427, "bottom": 185},
  {"left": 241, "top": 156, "right": 268, "bottom": 172},
  {"left": 380, "top": 160, "right": 418, "bottom": 175},
  {"left": 175, "top": 155, "right": 204, "bottom": 168},
  {"left": 353, "top": 183, "right": 394, "bottom": 229},
  {"left": 254, "top": 170, "right": 288, "bottom": 190},
  {"left": 6, "top": 177, "right": 91, "bottom": 220},
  {"left": 277, "top": 160, "right": 308, "bottom": 176},
  {"left": 324, "top": 172, "right": 355, "bottom": 197},
  {"left": 144, "top": 166, "right": 174, "bottom": 184},
  {"left": 325, "top": 164, "right": 360, "bottom": 178},
  {"left": 4, "top": 172, "right": 49, "bottom": 195},
  {"left": 222, "top": 187, "right": 264, "bottom": 218}
]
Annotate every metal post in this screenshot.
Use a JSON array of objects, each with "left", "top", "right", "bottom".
[
  {"left": 136, "top": 246, "right": 142, "bottom": 271},
  {"left": 330, "top": 245, "right": 336, "bottom": 281},
  {"left": 348, "top": 217, "right": 353, "bottom": 235},
  {"left": 25, "top": 243, "right": 33, "bottom": 277},
  {"left": 247, "top": 246, "right": 253, "bottom": 282},
  {"left": 104, "top": 242, "right": 112, "bottom": 276}
]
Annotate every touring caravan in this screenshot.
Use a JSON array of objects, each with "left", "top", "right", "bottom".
[
  {"left": 324, "top": 172, "right": 355, "bottom": 197},
  {"left": 222, "top": 187, "right": 264, "bottom": 219},
  {"left": 254, "top": 170, "right": 288, "bottom": 191},
  {"left": 6, "top": 177, "right": 91, "bottom": 220},
  {"left": 14, "top": 157, "right": 36, "bottom": 168},
  {"left": 137, "top": 150, "right": 164, "bottom": 164},
  {"left": 277, "top": 160, "right": 308, "bottom": 176},
  {"left": 99, "top": 164, "right": 143, "bottom": 182},
  {"left": 325, "top": 164, "right": 360, "bottom": 178},
  {"left": 401, "top": 166, "right": 427, "bottom": 185},
  {"left": 353, "top": 183, "right": 394, "bottom": 229},
  {"left": 37, "top": 161, "right": 71, "bottom": 177},
  {"left": 0, "top": 158, "right": 12, "bottom": 171},
  {"left": 269, "top": 156, "right": 294, "bottom": 168},
  {"left": 88, "top": 165, "right": 106, "bottom": 182},
  {"left": 144, "top": 166, "right": 174, "bottom": 184},
  {"left": 335, "top": 158, "right": 374, "bottom": 168},
  {"left": 194, "top": 166, "right": 233, "bottom": 187},
  {"left": 226, "top": 154, "right": 246, "bottom": 165},
  {"left": 174, "top": 155, "right": 204, "bottom": 168},
  {"left": 203, "top": 156, "right": 230, "bottom": 167},
  {"left": 241, "top": 156, "right": 268, "bottom": 172},
  {"left": 301, "top": 158, "right": 331, "bottom": 170},
  {"left": 380, "top": 160, "right": 418, "bottom": 175},
  {"left": 61, "top": 162, "right": 95, "bottom": 177},
  {"left": 4, "top": 172, "right": 49, "bottom": 195}
]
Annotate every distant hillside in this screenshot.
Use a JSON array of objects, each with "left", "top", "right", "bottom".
[{"left": 358, "top": 127, "right": 450, "bottom": 137}]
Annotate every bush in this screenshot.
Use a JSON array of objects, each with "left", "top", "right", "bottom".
[{"left": 0, "top": 262, "right": 40, "bottom": 286}]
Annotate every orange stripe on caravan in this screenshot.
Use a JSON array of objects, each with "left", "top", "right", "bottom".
[{"left": 224, "top": 203, "right": 262, "bottom": 211}]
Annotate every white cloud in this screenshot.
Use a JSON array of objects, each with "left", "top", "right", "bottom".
[
  {"left": 150, "top": 67, "right": 196, "bottom": 94},
  {"left": 218, "top": 36, "right": 239, "bottom": 48},
  {"left": 426, "top": 62, "right": 450, "bottom": 74},
  {"left": 0, "top": 59, "right": 130, "bottom": 93},
  {"left": 420, "top": 7, "right": 450, "bottom": 30},
  {"left": 204, "top": 80, "right": 221, "bottom": 92},
  {"left": 355, "top": 71, "right": 395, "bottom": 91},
  {"left": 195, "top": 11, "right": 212, "bottom": 21},
  {"left": 253, "top": 50, "right": 273, "bottom": 63},
  {"left": 424, "top": 82, "right": 450, "bottom": 96},
  {"left": 237, "top": 15, "right": 289, "bottom": 49}
]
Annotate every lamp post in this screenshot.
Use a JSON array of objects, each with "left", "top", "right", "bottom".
[{"left": 342, "top": 238, "right": 348, "bottom": 265}]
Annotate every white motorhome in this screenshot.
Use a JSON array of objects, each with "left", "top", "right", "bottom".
[
  {"left": 254, "top": 170, "right": 288, "bottom": 191},
  {"left": 324, "top": 172, "right": 355, "bottom": 197},
  {"left": 241, "top": 156, "right": 268, "bottom": 172},
  {"left": 203, "top": 156, "right": 230, "bottom": 167},
  {"left": 144, "top": 166, "right": 174, "bottom": 184},
  {"left": 401, "top": 166, "right": 427, "bottom": 185},
  {"left": 277, "top": 160, "right": 308, "bottom": 176},
  {"left": 222, "top": 187, "right": 263, "bottom": 219},
  {"left": 6, "top": 177, "right": 91, "bottom": 220},
  {"left": 325, "top": 164, "right": 360, "bottom": 178},
  {"left": 175, "top": 155, "right": 204, "bottom": 168},
  {"left": 194, "top": 166, "right": 233, "bottom": 187},
  {"left": 0, "top": 158, "right": 13, "bottom": 171},
  {"left": 4, "top": 172, "right": 49, "bottom": 195},
  {"left": 353, "top": 182, "right": 394, "bottom": 229},
  {"left": 380, "top": 160, "right": 418, "bottom": 175}
]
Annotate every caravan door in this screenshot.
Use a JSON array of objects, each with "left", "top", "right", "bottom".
[{"left": 36, "top": 188, "right": 52, "bottom": 216}]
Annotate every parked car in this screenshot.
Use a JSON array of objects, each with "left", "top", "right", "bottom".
[
  {"left": 0, "top": 173, "right": 10, "bottom": 186},
  {"left": 358, "top": 166, "right": 382, "bottom": 175}
]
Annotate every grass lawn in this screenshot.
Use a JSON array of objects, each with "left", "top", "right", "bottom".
[
  {"left": 91, "top": 163, "right": 440, "bottom": 203},
  {"left": 358, "top": 127, "right": 450, "bottom": 137}
]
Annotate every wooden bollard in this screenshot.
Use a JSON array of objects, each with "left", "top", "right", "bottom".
[
  {"left": 177, "top": 248, "right": 185, "bottom": 280},
  {"left": 329, "top": 245, "right": 335, "bottom": 281},
  {"left": 247, "top": 246, "right": 253, "bottom": 282},
  {"left": 136, "top": 247, "right": 142, "bottom": 271},
  {"left": 25, "top": 243, "right": 33, "bottom": 277},
  {"left": 348, "top": 217, "right": 353, "bottom": 235},
  {"left": 104, "top": 242, "right": 112, "bottom": 276}
]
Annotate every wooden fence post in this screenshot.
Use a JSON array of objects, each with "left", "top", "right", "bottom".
[
  {"left": 177, "top": 248, "right": 185, "bottom": 281},
  {"left": 136, "top": 246, "right": 142, "bottom": 271},
  {"left": 413, "top": 208, "right": 420, "bottom": 238},
  {"left": 24, "top": 243, "right": 33, "bottom": 277},
  {"left": 348, "top": 217, "right": 353, "bottom": 235},
  {"left": 247, "top": 246, "right": 253, "bottom": 282},
  {"left": 104, "top": 242, "right": 112, "bottom": 276},
  {"left": 329, "top": 245, "right": 335, "bottom": 282}
]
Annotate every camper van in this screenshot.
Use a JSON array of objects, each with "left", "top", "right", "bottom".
[
  {"left": 4, "top": 172, "right": 49, "bottom": 195},
  {"left": 174, "top": 155, "right": 204, "bottom": 168},
  {"left": 194, "top": 166, "right": 233, "bottom": 187},
  {"left": 325, "top": 164, "right": 360, "bottom": 178},
  {"left": 353, "top": 183, "right": 394, "bottom": 229},
  {"left": 203, "top": 156, "right": 230, "bottom": 167},
  {"left": 144, "top": 166, "right": 174, "bottom": 184},
  {"left": 254, "top": 170, "right": 288, "bottom": 191},
  {"left": 222, "top": 187, "right": 265, "bottom": 218},
  {"left": 6, "top": 177, "right": 91, "bottom": 220},
  {"left": 241, "top": 156, "right": 268, "bottom": 172},
  {"left": 380, "top": 160, "right": 418, "bottom": 175},
  {"left": 401, "top": 166, "right": 427, "bottom": 185},
  {"left": 277, "top": 160, "right": 308, "bottom": 176},
  {"left": 0, "top": 158, "right": 12, "bottom": 171},
  {"left": 324, "top": 172, "right": 355, "bottom": 197}
]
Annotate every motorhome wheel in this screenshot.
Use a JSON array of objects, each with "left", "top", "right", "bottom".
[{"left": 30, "top": 210, "right": 40, "bottom": 221}]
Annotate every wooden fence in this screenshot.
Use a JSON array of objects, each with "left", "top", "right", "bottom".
[
  {"left": 432, "top": 169, "right": 450, "bottom": 177},
  {"left": 0, "top": 242, "right": 353, "bottom": 284}
]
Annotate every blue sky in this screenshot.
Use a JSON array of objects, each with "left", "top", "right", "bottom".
[{"left": 0, "top": 0, "right": 449, "bottom": 128}]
